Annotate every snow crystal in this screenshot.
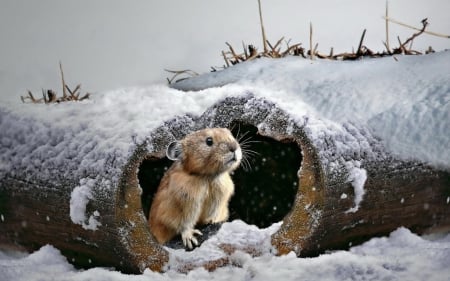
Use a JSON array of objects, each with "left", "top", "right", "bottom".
[{"left": 69, "top": 178, "right": 101, "bottom": 231}]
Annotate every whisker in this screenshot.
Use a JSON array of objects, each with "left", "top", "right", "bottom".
[
  {"left": 242, "top": 148, "right": 260, "bottom": 156},
  {"left": 237, "top": 131, "right": 250, "bottom": 143},
  {"left": 231, "top": 123, "right": 240, "bottom": 139},
  {"left": 239, "top": 139, "right": 261, "bottom": 148},
  {"left": 240, "top": 143, "right": 261, "bottom": 150},
  {"left": 240, "top": 140, "right": 261, "bottom": 145},
  {"left": 240, "top": 154, "right": 253, "bottom": 172},
  {"left": 239, "top": 147, "right": 260, "bottom": 172},
  {"left": 234, "top": 130, "right": 261, "bottom": 173},
  {"left": 241, "top": 159, "right": 249, "bottom": 172}
]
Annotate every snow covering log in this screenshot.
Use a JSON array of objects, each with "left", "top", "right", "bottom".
[{"left": 1, "top": 95, "right": 449, "bottom": 273}]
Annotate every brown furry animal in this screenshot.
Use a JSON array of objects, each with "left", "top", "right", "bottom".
[{"left": 148, "top": 128, "right": 242, "bottom": 249}]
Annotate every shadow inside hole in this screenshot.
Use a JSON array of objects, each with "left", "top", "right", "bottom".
[
  {"left": 139, "top": 156, "right": 172, "bottom": 219},
  {"left": 138, "top": 123, "right": 302, "bottom": 230},
  {"left": 230, "top": 122, "right": 301, "bottom": 228}
]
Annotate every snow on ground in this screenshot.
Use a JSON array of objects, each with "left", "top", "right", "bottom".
[{"left": 1, "top": 226, "right": 450, "bottom": 281}]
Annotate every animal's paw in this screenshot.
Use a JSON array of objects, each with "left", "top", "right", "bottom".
[{"left": 181, "top": 228, "right": 203, "bottom": 250}]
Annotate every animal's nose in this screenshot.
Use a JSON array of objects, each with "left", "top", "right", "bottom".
[{"left": 228, "top": 142, "right": 238, "bottom": 152}]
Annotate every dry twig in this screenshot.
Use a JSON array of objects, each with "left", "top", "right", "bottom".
[
  {"left": 21, "top": 63, "right": 91, "bottom": 104},
  {"left": 393, "top": 18, "right": 429, "bottom": 55}
]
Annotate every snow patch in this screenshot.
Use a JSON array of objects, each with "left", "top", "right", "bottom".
[
  {"left": 166, "top": 220, "right": 281, "bottom": 271},
  {"left": 345, "top": 161, "right": 367, "bottom": 213},
  {"left": 1, "top": 224, "right": 450, "bottom": 281},
  {"left": 69, "top": 178, "right": 101, "bottom": 231}
]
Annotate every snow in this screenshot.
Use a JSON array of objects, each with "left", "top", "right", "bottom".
[
  {"left": 0, "top": 85, "right": 226, "bottom": 186},
  {"left": 1, "top": 1, "right": 449, "bottom": 278},
  {"left": 1, "top": 53, "right": 448, "bottom": 191},
  {"left": 172, "top": 52, "right": 450, "bottom": 169},
  {"left": 344, "top": 161, "right": 367, "bottom": 213},
  {"left": 69, "top": 178, "right": 101, "bottom": 231},
  {"left": 1, "top": 49, "right": 449, "bottom": 280},
  {"left": 1, "top": 226, "right": 450, "bottom": 281},
  {"left": 166, "top": 221, "right": 281, "bottom": 272}
]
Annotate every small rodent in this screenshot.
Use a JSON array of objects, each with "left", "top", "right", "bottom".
[{"left": 148, "top": 128, "right": 242, "bottom": 249}]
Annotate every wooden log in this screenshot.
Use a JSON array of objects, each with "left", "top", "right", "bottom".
[
  {"left": 0, "top": 152, "right": 168, "bottom": 273},
  {"left": 1, "top": 95, "right": 449, "bottom": 273}
]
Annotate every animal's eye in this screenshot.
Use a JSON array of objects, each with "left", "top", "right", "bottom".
[{"left": 206, "top": 137, "right": 214, "bottom": 146}]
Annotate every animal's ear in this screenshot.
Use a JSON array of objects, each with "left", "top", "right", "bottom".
[{"left": 166, "top": 141, "right": 182, "bottom": 161}]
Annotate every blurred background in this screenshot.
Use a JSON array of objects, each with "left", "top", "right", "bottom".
[{"left": 0, "top": 0, "right": 449, "bottom": 99}]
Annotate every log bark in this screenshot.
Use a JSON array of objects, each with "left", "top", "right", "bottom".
[
  {"left": 1, "top": 95, "right": 449, "bottom": 273},
  {"left": 0, "top": 157, "right": 168, "bottom": 273}
]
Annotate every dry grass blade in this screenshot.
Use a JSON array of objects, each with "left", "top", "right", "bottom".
[
  {"left": 242, "top": 41, "right": 249, "bottom": 59},
  {"left": 225, "top": 42, "right": 245, "bottom": 64},
  {"left": 79, "top": 93, "right": 91, "bottom": 101},
  {"left": 258, "top": 0, "right": 268, "bottom": 53},
  {"left": 60, "top": 61, "right": 68, "bottom": 99},
  {"left": 357, "top": 29, "right": 367, "bottom": 55},
  {"left": 309, "top": 22, "right": 314, "bottom": 60},
  {"left": 385, "top": 1, "right": 391, "bottom": 53},
  {"left": 282, "top": 43, "right": 304, "bottom": 57},
  {"left": 384, "top": 16, "right": 450, "bottom": 39},
  {"left": 222, "top": 51, "right": 230, "bottom": 68},
  {"left": 21, "top": 90, "right": 41, "bottom": 103},
  {"left": 63, "top": 84, "right": 82, "bottom": 101},
  {"left": 165, "top": 69, "right": 199, "bottom": 84}
]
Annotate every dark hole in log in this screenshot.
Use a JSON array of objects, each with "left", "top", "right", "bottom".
[
  {"left": 138, "top": 123, "right": 301, "bottom": 229},
  {"left": 229, "top": 122, "right": 301, "bottom": 228},
  {"left": 139, "top": 157, "right": 172, "bottom": 218}
]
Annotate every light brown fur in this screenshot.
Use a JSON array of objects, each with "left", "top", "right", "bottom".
[{"left": 148, "top": 128, "right": 241, "bottom": 248}]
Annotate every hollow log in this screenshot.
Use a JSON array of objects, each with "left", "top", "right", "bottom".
[{"left": 0, "top": 95, "right": 449, "bottom": 273}]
